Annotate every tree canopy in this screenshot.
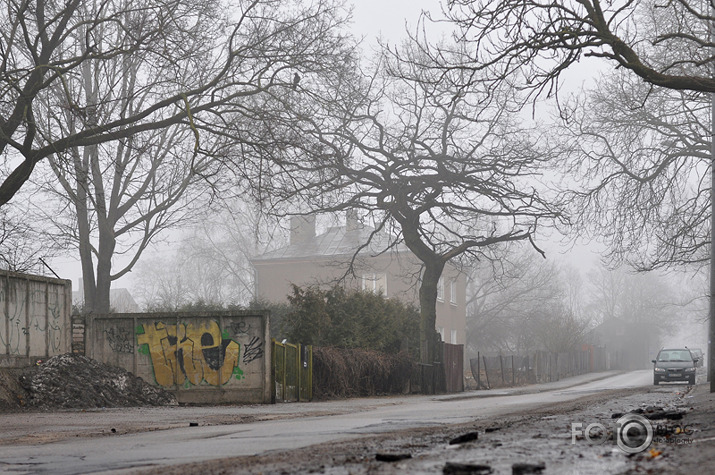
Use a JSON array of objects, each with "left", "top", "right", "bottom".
[
  {"left": 443, "top": 0, "right": 715, "bottom": 96},
  {"left": 238, "top": 34, "right": 564, "bottom": 362},
  {"left": 0, "top": 0, "right": 353, "bottom": 207}
]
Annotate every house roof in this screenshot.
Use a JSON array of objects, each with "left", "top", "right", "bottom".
[{"left": 252, "top": 225, "right": 407, "bottom": 262}]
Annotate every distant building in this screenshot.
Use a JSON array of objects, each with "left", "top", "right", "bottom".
[
  {"left": 251, "top": 213, "right": 467, "bottom": 345},
  {"left": 72, "top": 280, "right": 140, "bottom": 313}
]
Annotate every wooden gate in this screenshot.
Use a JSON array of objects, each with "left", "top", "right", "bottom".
[{"left": 443, "top": 342, "right": 464, "bottom": 393}]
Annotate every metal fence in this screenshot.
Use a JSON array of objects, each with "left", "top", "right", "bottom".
[
  {"left": 469, "top": 346, "right": 611, "bottom": 389},
  {"left": 272, "top": 339, "right": 312, "bottom": 402}
]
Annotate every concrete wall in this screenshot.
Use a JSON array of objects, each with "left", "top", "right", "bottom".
[
  {"left": 0, "top": 270, "right": 73, "bottom": 367},
  {"left": 86, "top": 311, "right": 271, "bottom": 404}
]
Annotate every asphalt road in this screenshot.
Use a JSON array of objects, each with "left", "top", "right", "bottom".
[{"left": 0, "top": 370, "right": 652, "bottom": 474}]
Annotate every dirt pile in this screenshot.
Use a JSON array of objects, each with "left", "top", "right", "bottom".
[
  {"left": 0, "top": 367, "right": 25, "bottom": 411},
  {"left": 0, "top": 354, "right": 177, "bottom": 410}
]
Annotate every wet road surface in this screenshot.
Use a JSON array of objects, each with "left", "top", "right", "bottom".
[{"left": 0, "top": 370, "right": 652, "bottom": 474}]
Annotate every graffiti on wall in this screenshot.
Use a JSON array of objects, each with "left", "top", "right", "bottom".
[
  {"left": 137, "top": 320, "right": 251, "bottom": 388},
  {"left": 104, "top": 326, "right": 134, "bottom": 353},
  {"left": 243, "top": 336, "right": 264, "bottom": 364}
]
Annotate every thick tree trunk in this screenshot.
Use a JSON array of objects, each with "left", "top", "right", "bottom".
[
  {"left": 76, "top": 192, "right": 96, "bottom": 313},
  {"left": 419, "top": 263, "right": 445, "bottom": 364},
  {"left": 92, "top": 220, "right": 116, "bottom": 314},
  {"left": 75, "top": 150, "right": 98, "bottom": 314},
  {"left": 79, "top": 241, "right": 114, "bottom": 315}
]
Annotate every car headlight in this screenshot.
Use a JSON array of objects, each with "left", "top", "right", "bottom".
[
  {"left": 684, "top": 367, "right": 696, "bottom": 372},
  {"left": 654, "top": 368, "right": 666, "bottom": 372}
]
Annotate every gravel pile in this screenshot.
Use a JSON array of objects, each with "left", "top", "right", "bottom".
[{"left": 14, "top": 354, "right": 177, "bottom": 410}]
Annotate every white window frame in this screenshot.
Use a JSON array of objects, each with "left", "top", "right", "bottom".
[
  {"left": 437, "top": 276, "right": 444, "bottom": 301},
  {"left": 449, "top": 279, "right": 457, "bottom": 305},
  {"left": 361, "top": 272, "right": 387, "bottom": 296}
]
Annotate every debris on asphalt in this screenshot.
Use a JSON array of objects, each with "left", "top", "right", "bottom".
[
  {"left": 443, "top": 461, "right": 493, "bottom": 474},
  {"left": 449, "top": 431, "right": 480, "bottom": 445},
  {"left": 645, "top": 409, "right": 685, "bottom": 420},
  {"left": 375, "top": 452, "right": 412, "bottom": 462},
  {"left": 511, "top": 461, "right": 546, "bottom": 474}
]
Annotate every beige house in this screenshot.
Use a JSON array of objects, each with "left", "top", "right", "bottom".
[
  {"left": 251, "top": 214, "right": 467, "bottom": 345},
  {"left": 73, "top": 280, "right": 140, "bottom": 313}
]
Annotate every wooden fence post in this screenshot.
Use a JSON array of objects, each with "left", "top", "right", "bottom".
[
  {"left": 483, "top": 354, "right": 490, "bottom": 389},
  {"left": 476, "top": 352, "right": 481, "bottom": 389}
]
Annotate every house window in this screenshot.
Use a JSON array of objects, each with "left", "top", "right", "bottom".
[
  {"left": 450, "top": 279, "right": 457, "bottom": 305},
  {"left": 438, "top": 326, "right": 445, "bottom": 341},
  {"left": 361, "top": 273, "right": 387, "bottom": 296},
  {"left": 437, "top": 277, "right": 444, "bottom": 301},
  {"left": 450, "top": 329, "right": 457, "bottom": 344}
]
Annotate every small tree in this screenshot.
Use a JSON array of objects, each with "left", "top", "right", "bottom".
[
  {"left": 132, "top": 198, "right": 286, "bottom": 310},
  {"left": 283, "top": 285, "right": 421, "bottom": 357}
]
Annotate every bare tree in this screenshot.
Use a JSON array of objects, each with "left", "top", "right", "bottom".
[
  {"left": 536, "top": 308, "right": 590, "bottom": 353},
  {"left": 584, "top": 264, "right": 626, "bottom": 326},
  {"left": 243, "top": 39, "right": 564, "bottom": 364},
  {"left": 442, "top": 1, "right": 712, "bottom": 269},
  {"left": 466, "top": 246, "right": 575, "bottom": 355},
  {"left": 6, "top": 0, "right": 354, "bottom": 313},
  {"left": 443, "top": 0, "right": 715, "bottom": 95},
  {"left": 132, "top": 197, "right": 285, "bottom": 310},
  {"left": 0, "top": 204, "right": 60, "bottom": 273},
  {"left": 442, "top": 0, "right": 715, "bottom": 386},
  {"left": 585, "top": 264, "right": 678, "bottom": 334},
  {"left": 558, "top": 68, "right": 710, "bottom": 272},
  {"left": 0, "top": 0, "right": 352, "bottom": 208}
]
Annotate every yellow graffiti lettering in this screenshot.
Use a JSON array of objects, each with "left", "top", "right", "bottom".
[
  {"left": 137, "top": 320, "right": 242, "bottom": 388},
  {"left": 137, "top": 322, "right": 180, "bottom": 387}
]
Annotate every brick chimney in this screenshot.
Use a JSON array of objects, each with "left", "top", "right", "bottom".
[{"left": 290, "top": 215, "right": 316, "bottom": 244}]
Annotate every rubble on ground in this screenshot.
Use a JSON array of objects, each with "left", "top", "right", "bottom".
[{"left": 0, "top": 354, "right": 177, "bottom": 410}]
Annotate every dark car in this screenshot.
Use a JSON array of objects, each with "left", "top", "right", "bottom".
[{"left": 652, "top": 348, "right": 698, "bottom": 385}]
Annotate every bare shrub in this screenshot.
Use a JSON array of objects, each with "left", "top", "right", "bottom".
[{"left": 312, "top": 347, "right": 415, "bottom": 399}]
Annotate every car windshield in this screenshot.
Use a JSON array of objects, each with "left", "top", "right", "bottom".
[{"left": 657, "top": 351, "right": 693, "bottom": 362}]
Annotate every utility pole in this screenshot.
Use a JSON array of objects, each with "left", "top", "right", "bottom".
[
  {"left": 710, "top": 85, "right": 715, "bottom": 391},
  {"left": 710, "top": 5, "right": 715, "bottom": 392},
  {"left": 708, "top": 88, "right": 715, "bottom": 393}
]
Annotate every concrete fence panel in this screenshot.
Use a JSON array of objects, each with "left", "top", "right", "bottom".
[
  {"left": 86, "top": 311, "right": 271, "bottom": 404},
  {"left": 1, "top": 270, "right": 72, "bottom": 367}
]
